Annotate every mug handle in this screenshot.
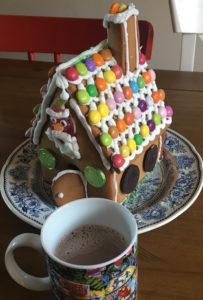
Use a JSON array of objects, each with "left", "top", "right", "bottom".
[{"left": 5, "top": 233, "right": 51, "bottom": 291}]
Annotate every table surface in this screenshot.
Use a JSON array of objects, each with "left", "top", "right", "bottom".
[{"left": 0, "top": 59, "right": 203, "bottom": 300}]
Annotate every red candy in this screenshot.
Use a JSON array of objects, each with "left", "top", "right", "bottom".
[
  {"left": 123, "top": 86, "right": 133, "bottom": 100},
  {"left": 124, "top": 112, "right": 134, "bottom": 125},
  {"left": 111, "top": 65, "right": 123, "bottom": 79},
  {"left": 65, "top": 67, "right": 79, "bottom": 81},
  {"left": 112, "top": 154, "right": 125, "bottom": 168},
  {"left": 139, "top": 53, "right": 146, "bottom": 65}
]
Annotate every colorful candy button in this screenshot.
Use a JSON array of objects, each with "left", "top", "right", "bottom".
[
  {"left": 112, "top": 154, "right": 125, "bottom": 168},
  {"left": 118, "top": 3, "right": 128, "bottom": 12},
  {"left": 137, "top": 76, "right": 145, "bottom": 89},
  {"left": 127, "top": 139, "right": 136, "bottom": 152},
  {"left": 76, "top": 90, "right": 90, "bottom": 104},
  {"left": 99, "top": 49, "right": 112, "bottom": 61},
  {"left": 95, "top": 78, "right": 107, "bottom": 91},
  {"left": 104, "top": 70, "right": 116, "bottom": 84},
  {"left": 114, "top": 91, "right": 125, "bottom": 104},
  {"left": 106, "top": 98, "right": 116, "bottom": 111},
  {"left": 33, "top": 104, "right": 40, "bottom": 115},
  {"left": 111, "top": 65, "right": 123, "bottom": 79},
  {"left": 38, "top": 148, "right": 56, "bottom": 170},
  {"left": 89, "top": 110, "right": 101, "bottom": 124},
  {"left": 138, "top": 100, "right": 147, "bottom": 112},
  {"left": 97, "top": 103, "right": 109, "bottom": 118},
  {"left": 129, "top": 81, "right": 139, "bottom": 93},
  {"left": 147, "top": 120, "right": 155, "bottom": 132},
  {"left": 140, "top": 124, "right": 150, "bottom": 138},
  {"left": 152, "top": 113, "right": 161, "bottom": 125},
  {"left": 100, "top": 133, "right": 112, "bottom": 147},
  {"left": 65, "top": 67, "right": 79, "bottom": 81},
  {"left": 117, "top": 119, "right": 126, "bottom": 132},
  {"left": 132, "top": 107, "right": 142, "bottom": 120},
  {"left": 123, "top": 86, "right": 133, "bottom": 100},
  {"left": 120, "top": 145, "right": 130, "bottom": 158},
  {"left": 159, "top": 89, "right": 166, "bottom": 101},
  {"left": 148, "top": 69, "right": 156, "bottom": 81},
  {"left": 134, "top": 134, "right": 143, "bottom": 145},
  {"left": 166, "top": 106, "right": 173, "bottom": 117},
  {"left": 139, "top": 52, "right": 146, "bottom": 65},
  {"left": 152, "top": 91, "right": 160, "bottom": 104},
  {"left": 86, "top": 84, "right": 98, "bottom": 97},
  {"left": 142, "top": 71, "right": 152, "bottom": 84},
  {"left": 84, "top": 165, "right": 106, "bottom": 188},
  {"left": 75, "top": 62, "right": 88, "bottom": 76},
  {"left": 92, "top": 53, "right": 104, "bottom": 67},
  {"left": 110, "top": 2, "right": 120, "bottom": 14},
  {"left": 124, "top": 112, "right": 134, "bottom": 125},
  {"left": 158, "top": 107, "right": 167, "bottom": 118},
  {"left": 146, "top": 95, "right": 154, "bottom": 106},
  {"left": 109, "top": 126, "right": 119, "bottom": 139},
  {"left": 85, "top": 57, "right": 96, "bottom": 72}
]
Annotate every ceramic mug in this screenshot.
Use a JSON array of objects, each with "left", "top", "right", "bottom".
[{"left": 5, "top": 198, "right": 138, "bottom": 299}]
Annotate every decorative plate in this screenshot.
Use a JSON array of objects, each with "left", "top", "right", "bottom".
[{"left": 1, "top": 129, "right": 203, "bottom": 233}]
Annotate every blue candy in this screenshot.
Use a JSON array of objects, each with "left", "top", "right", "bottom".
[{"left": 129, "top": 80, "right": 139, "bottom": 93}]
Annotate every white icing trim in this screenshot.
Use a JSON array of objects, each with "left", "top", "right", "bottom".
[
  {"left": 134, "top": 16, "right": 139, "bottom": 69},
  {"left": 123, "top": 20, "right": 130, "bottom": 74},
  {"left": 46, "top": 108, "right": 70, "bottom": 119},
  {"left": 113, "top": 171, "right": 118, "bottom": 203}
]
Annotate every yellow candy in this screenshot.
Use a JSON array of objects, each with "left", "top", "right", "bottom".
[
  {"left": 97, "top": 103, "right": 109, "bottom": 118},
  {"left": 127, "top": 139, "right": 136, "bottom": 152},
  {"left": 140, "top": 124, "right": 150, "bottom": 138},
  {"left": 104, "top": 70, "right": 116, "bottom": 84},
  {"left": 118, "top": 3, "right": 128, "bottom": 12},
  {"left": 89, "top": 110, "right": 101, "bottom": 124},
  {"left": 120, "top": 145, "right": 130, "bottom": 158}
]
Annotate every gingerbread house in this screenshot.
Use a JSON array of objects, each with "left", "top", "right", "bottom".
[{"left": 29, "top": 3, "right": 173, "bottom": 206}]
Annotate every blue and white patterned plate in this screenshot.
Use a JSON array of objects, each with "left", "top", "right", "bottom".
[{"left": 1, "top": 129, "right": 203, "bottom": 233}]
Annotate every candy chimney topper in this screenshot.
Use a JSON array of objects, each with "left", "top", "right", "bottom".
[{"left": 103, "top": 3, "right": 140, "bottom": 75}]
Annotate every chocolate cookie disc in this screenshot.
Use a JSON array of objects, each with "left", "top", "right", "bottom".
[
  {"left": 120, "top": 165, "right": 140, "bottom": 194},
  {"left": 143, "top": 144, "right": 158, "bottom": 172}
]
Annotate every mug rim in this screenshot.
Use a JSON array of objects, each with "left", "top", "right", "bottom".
[{"left": 41, "top": 197, "right": 137, "bottom": 270}]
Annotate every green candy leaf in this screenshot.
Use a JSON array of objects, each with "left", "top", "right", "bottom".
[
  {"left": 84, "top": 165, "right": 106, "bottom": 188},
  {"left": 38, "top": 148, "right": 56, "bottom": 170}
]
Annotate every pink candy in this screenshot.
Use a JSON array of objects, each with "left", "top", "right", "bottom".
[
  {"left": 166, "top": 105, "right": 173, "bottom": 117},
  {"left": 106, "top": 98, "right": 116, "bottom": 111},
  {"left": 114, "top": 91, "right": 125, "bottom": 104},
  {"left": 139, "top": 53, "right": 146, "bottom": 65},
  {"left": 132, "top": 107, "right": 142, "bottom": 120},
  {"left": 148, "top": 69, "right": 156, "bottom": 81},
  {"left": 158, "top": 107, "right": 167, "bottom": 118}
]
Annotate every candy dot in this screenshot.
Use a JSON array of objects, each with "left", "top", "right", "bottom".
[
  {"left": 89, "top": 110, "right": 101, "bottom": 124},
  {"left": 166, "top": 106, "right": 173, "bottom": 117},
  {"left": 114, "top": 91, "right": 125, "bottom": 104},
  {"left": 159, "top": 89, "right": 166, "bottom": 101},
  {"left": 148, "top": 69, "right": 156, "bottom": 81},
  {"left": 65, "top": 67, "right": 79, "bottom": 81},
  {"left": 146, "top": 95, "right": 154, "bottom": 106},
  {"left": 147, "top": 120, "right": 156, "bottom": 132},
  {"left": 97, "top": 103, "right": 109, "bottom": 118},
  {"left": 158, "top": 107, "right": 167, "bottom": 118},
  {"left": 132, "top": 107, "right": 142, "bottom": 120},
  {"left": 75, "top": 62, "right": 88, "bottom": 76},
  {"left": 86, "top": 84, "right": 98, "bottom": 97},
  {"left": 110, "top": 2, "right": 120, "bottom": 14},
  {"left": 142, "top": 71, "right": 152, "bottom": 84},
  {"left": 38, "top": 148, "right": 56, "bottom": 170},
  {"left": 109, "top": 126, "right": 119, "bottom": 139},
  {"left": 127, "top": 139, "right": 136, "bottom": 152},
  {"left": 123, "top": 86, "right": 133, "bottom": 100},
  {"left": 140, "top": 124, "right": 150, "bottom": 138},
  {"left": 152, "top": 91, "right": 160, "bottom": 104},
  {"left": 100, "top": 133, "right": 112, "bottom": 147},
  {"left": 106, "top": 98, "right": 116, "bottom": 111},
  {"left": 104, "top": 70, "right": 116, "bottom": 84},
  {"left": 95, "top": 78, "right": 107, "bottom": 91},
  {"left": 76, "top": 90, "right": 90, "bottom": 104},
  {"left": 99, "top": 49, "right": 112, "bottom": 61},
  {"left": 134, "top": 134, "right": 143, "bottom": 145},
  {"left": 138, "top": 100, "right": 147, "bottom": 112},
  {"left": 137, "top": 76, "right": 145, "bottom": 89},
  {"left": 117, "top": 119, "right": 126, "bottom": 132},
  {"left": 84, "top": 165, "right": 106, "bottom": 188},
  {"left": 85, "top": 58, "right": 96, "bottom": 72},
  {"left": 111, "top": 65, "right": 123, "bottom": 79},
  {"left": 129, "top": 81, "right": 139, "bottom": 93},
  {"left": 120, "top": 145, "right": 130, "bottom": 158},
  {"left": 112, "top": 154, "right": 125, "bottom": 168},
  {"left": 124, "top": 112, "right": 134, "bottom": 125},
  {"left": 139, "top": 53, "right": 146, "bottom": 65},
  {"left": 92, "top": 53, "right": 104, "bottom": 67},
  {"left": 152, "top": 113, "right": 161, "bottom": 125},
  {"left": 118, "top": 3, "right": 128, "bottom": 12}
]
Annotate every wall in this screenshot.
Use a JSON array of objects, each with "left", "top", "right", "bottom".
[{"left": 0, "top": 0, "right": 203, "bottom": 71}]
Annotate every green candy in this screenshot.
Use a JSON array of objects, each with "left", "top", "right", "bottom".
[
  {"left": 134, "top": 134, "right": 143, "bottom": 145},
  {"left": 100, "top": 133, "right": 112, "bottom": 147},
  {"left": 153, "top": 113, "right": 161, "bottom": 125},
  {"left": 75, "top": 62, "right": 88, "bottom": 76},
  {"left": 52, "top": 98, "right": 66, "bottom": 109},
  {"left": 137, "top": 76, "right": 145, "bottom": 89},
  {"left": 38, "top": 148, "right": 56, "bottom": 170},
  {"left": 86, "top": 84, "right": 98, "bottom": 97},
  {"left": 76, "top": 90, "right": 90, "bottom": 104},
  {"left": 33, "top": 104, "right": 41, "bottom": 115},
  {"left": 84, "top": 165, "right": 106, "bottom": 188}
]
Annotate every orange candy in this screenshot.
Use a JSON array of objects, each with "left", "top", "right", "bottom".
[
  {"left": 54, "top": 123, "right": 63, "bottom": 132},
  {"left": 142, "top": 71, "right": 152, "bottom": 84},
  {"left": 109, "top": 126, "right": 119, "bottom": 139},
  {"left": 152, "top": 91, "right": 160, "bottom": 104},
  {"left": 159, "top": 89, "right": 166, "bottom": 101},
  {"left": 109, "top": 2, "right": 120, "bottom": 14},
  {"left": 92, "top": 53, "right": 104, "bottom": 67},
  {"left": 117, "top": 119, "right": 126, "bottom": 132},
  {"left": 95, "top": 78, "right": 107, "bottom": 92},
  {"left": 123, "top": 86, "right": 133, "bottom": 100},
  {"left": 124, "top": 113, "right": 134, "bottom": 125}
]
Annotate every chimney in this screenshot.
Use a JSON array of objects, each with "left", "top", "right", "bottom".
[{"left": 103, "top": 3, "right": 140, "bottom": 75}]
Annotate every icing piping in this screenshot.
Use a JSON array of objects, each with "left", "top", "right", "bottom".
[
  {"left": 123, "top": 20, "right": 130, "bottom": 74},
  {"left": 134, "top": 16, "right": 139, "bottom": 69},
  {"left": 113, "top": 171, "right": 118, "bottom": 203}
]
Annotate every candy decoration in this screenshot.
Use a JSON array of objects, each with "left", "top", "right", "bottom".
[
  {"left": 106, "top": 98, "right": 116, "bottom": 111},
  {"left": 84, "top": 165, "right": 106, "bottom": 188},
  {"left": 127, "top": 139, "right": 136, "bottom": 152},
  {"left": 112, "top": 154, "right": 125, "bottom": 168},
  {"left": 75, "top": 62, "right": 88, "bottom": 76},
  {"left": 118, "top": 3, "right": 128, "bottom": 12},
  {"left": 65, "top": 67, "right": 79, "bottom": 81},
  {"left": 110, "top": 2, "right": 120, "bottom": 14},
  {"left": 132, "top": 107, "right": 142, "bottom": 120},
  {"left": 120, "top": 165, "right": 140, "bottom": 194},
  {"left": 85, "top": 57, "right": 96, "bottom": 72},
  {"left": 99, "top": 49, "right": 112, "bottom": 61},
  {"left": 147, "top": 120, "right": 156, "bottom": 132},
  {"left": 123, "top": 86, "right": 133, "bottom": 100},
  {"left": 120, "top": 145, "right": 130, "bottom": 158},
  {"left": 86, "top": 84, "right": 98, "bottom": 97},
  {"left": 152, "top": 91, "right": 160, "bottom": 104},
  {"left": 111, "top": 65, "right": 123, "bottom": 79},
  {"left": 148, "top": 69, "right": 156, "bottom": 81},
  {"left": 158, "top": 107, "right": 167, "bottom": 118},
  {"left": 139, "top": 53, "right": 146, "bottom": 65},
  {"left": 109, "top": 126, "right": 119, "bottom": 139},
  {"left": 95, "top": 78, "right": 107, "bottom": 91},
  {"left": 100, "top": 133, "right": 112, "bottom": 147},
  {"left": 124, "top": 112, "right": 134, "bottom": 125},
  {"left": 152, "top": 113, "right": 161, "bottom": 125},
  {"left": 104, "top": 70, "right": 116, "bottom": 84},
  {"left": 142, "top": 71, "right": 152, "bottom": 84},
  {"left": 159, "top": 89, "right": 166, "bottom": 101},
  {"left": 89, "top": 110, "right": 101, "bottom": 124},
  {"left": 97, "top": 103, "right": 109, "bottom": 118},
  {"left": 137, "top": 76, "right": 145, "bottom": 89},
  {"left": 134, "top": 134, "right": 143, "bottom": 145},
  {"left": 143, "top": 145, "right": 158, "bottom": 172},
  {"left": 117, "top": 119, "right": 126, "bottom": 132},
  {"left": 114, "top": 91, "right": 125, "bottom": 104},
  {"left": 129, "top": 81, "right": 139, "bottom": 93},
  {"left": 166, "top": 106, "right": 173, "bottom": 117},
  {"left": 38, "top": 148, "right": 56, "bottom": 170},
  {"left": 140, "top": 124, "right": 150, "bottom": 138},
  {"left": 76, "top": 90, "right": 90, "bottom": 104},
  {"left": 33, "top": 104, "right": 40, "bottom": 115},
  {"left": 92, "top": 53, "right": 104, "bottom": 67},
  {"left": 138, "top": 100, "right": 147, "bottom": 112},
  {"left": 53, "top": 123, "right": 64, "bottom": 132},
  {"left": 146, "top": 95, "right": 154, "bottom": 106}
]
